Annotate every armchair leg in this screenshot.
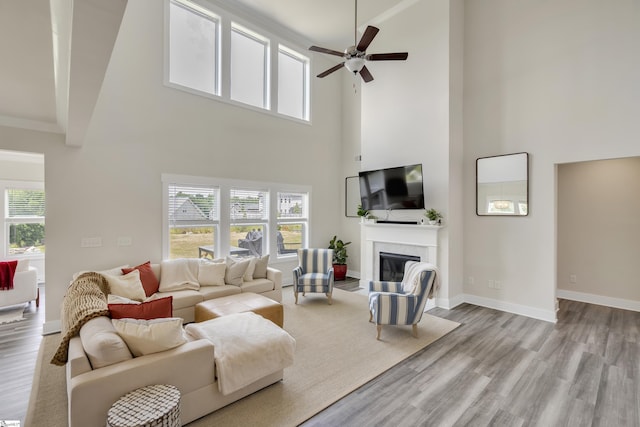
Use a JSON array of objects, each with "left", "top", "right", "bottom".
[
  {"left": 294, "top": 290, "right": 298, "bottom": 304},
  {"left": 376, "top": 325, "right": 382, "bottom": 340},
  {"left": 412, "top": 324, "right": 418, "bottom": 338},
  {"left": 369, "top": 311, "right": 373, "bottom": 323},
  {"left": 36, "top": 287, "right": 40, "bottom": 308},
  {"left": 327, "top": 292, "right": 332, "bottom": 305}
]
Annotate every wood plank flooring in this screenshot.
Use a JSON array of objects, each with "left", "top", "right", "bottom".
[
  {"left": 0, "top": 285, "right": 44, "bottom": 425},
  {"left": 1, "top": 288, "right": 639, "bottom": 426},
  {"left": 304, "top": 299, "right": 640, "bottom": 426}
]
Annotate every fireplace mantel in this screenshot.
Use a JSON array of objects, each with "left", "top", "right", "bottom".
[{"left": 360, "top": 222, "right": 441, "bottom": 286}]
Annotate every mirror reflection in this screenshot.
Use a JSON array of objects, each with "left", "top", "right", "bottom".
[{"left": 476, "top": 152, "right": 528, "bottom": 216}]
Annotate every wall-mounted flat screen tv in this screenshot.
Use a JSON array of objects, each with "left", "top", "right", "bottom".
[{"left": 359, "top": 164, "right": 425, "bottom": 210}]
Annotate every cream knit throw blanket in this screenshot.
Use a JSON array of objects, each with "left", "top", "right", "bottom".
[{"left": 50, "top": 272, "right": 110, "bottom": 366}]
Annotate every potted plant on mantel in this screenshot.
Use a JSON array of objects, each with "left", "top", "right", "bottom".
[
  {"left": 329, "top": 235, "right": 351, "bottom": 281},
  {"left": 424, "top": 208, "right": 443, "bottom": 225},
  {"left": 357, "top": 204, "right": 378, "bottom": 223}
]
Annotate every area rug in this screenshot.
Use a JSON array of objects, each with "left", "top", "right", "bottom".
[
  {"left": 0, "top": 304, "right": 26, "bottom": 325},
  {"left": 26, "top": 288, "right": 459, "bottom": 427},
  {"left": 334, "top": 277, "right": 361, "bottom": 292}
]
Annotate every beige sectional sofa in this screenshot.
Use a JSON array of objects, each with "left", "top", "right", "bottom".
[{"left": 63, "top": 257, "right": 287, "bottom": 427}]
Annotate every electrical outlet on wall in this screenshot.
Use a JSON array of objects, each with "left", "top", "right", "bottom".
[
  {"left": 487, "top": 279, "right": 494, "bottom": 289},
  {"left": 570, "top": 274, "right": 577, "bottom": 284}
]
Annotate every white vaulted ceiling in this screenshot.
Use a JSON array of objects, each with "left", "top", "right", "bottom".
[{"left": 0, "top": 0, "right": 408, "bottom": 144}]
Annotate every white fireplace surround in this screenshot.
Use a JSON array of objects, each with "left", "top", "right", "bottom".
[{"left": 360, "top": 222, "right": 440, "bottom": 286}]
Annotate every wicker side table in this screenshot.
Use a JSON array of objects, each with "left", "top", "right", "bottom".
[{"left": 107, "top": 384, "right": 181, "bottom": 427}]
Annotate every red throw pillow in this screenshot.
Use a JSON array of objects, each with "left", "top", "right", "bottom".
[
  {"left": 109, "top": 296, "right": 173, "bottom": 320},
  {"left": 122, "top": 261, "right": 159, "bottom": 297}
]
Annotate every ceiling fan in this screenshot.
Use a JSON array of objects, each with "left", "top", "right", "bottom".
[{"left": 309, "top": 0, "right": 408, "bottom": 83}]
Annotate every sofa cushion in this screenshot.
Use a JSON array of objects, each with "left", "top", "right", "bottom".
[
  {"left": 108, "top": 296, "right": 173, "bottom": 320},
  {"left": 252, "top": 254, "right": 269, "bottom": 279},
  {"left": 104, "top": 269, "right": 146, "bottom": 301},
  {"left": 79, "top": 316, "right": 133, "bottom": 369},
  {"left": 112, "top": 317, "right": 187, "bottom": 357},
  {"left": 198, "top": 261, "right": 226, "bottom": 286},
  {"left": 16, "top": 259, "right": 30, "bottom": 273},
  {"left": 159, "top": 258, "right": 200, "bottom": 292},
  {"left": 240, "top": 278, "right": 274, "bottom": 294},
  {"left": 243, "top": 257, "right": 257, "bottom": 282},
  {"left": 122, "top": 261, "right": 159, "bottom": 297},
  {"left": 156, "top": 289, "right": 203, "bottom": 310},
  {"left": 225, "top": 257, "right": 251, "bottom": 286},
  {"left": 198, "top": 284, "right": 241, "bottom": 300}
]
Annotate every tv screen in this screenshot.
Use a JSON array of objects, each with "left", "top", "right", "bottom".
[{"left": 359, "top": 164, "right": 425, "bottom": 210}]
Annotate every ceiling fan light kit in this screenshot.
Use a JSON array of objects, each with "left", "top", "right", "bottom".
[{"left": 309, "top": 0, "right": 408, "bottom": 83}]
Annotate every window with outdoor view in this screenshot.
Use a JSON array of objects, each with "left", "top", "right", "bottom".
[
  {"left": 277, "top": 192, "right": 307, "bottom": 256},
  {"left": 6, "top": 188, "right": 45, "bottom": 256},
  {"left": 229, "top": 188, "right": 268, "bottom": 258},
  {"left": 167, "top": 184, "right": 219, "bottom": 259},
  {"left": 163, "top": 175, "right": 309, "bottom": 260}
]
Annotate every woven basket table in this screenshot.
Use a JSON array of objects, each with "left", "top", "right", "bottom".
[{"left": 107, "top": 384, "right": 181, "bottom": 427}]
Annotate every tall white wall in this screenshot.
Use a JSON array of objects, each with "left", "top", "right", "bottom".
[
  {"left": 463, "top": 0, "right": 640, "bottom": 321},
  {"left": 557, "top": 157, "right": 640, "bottom": 307},
  {"left": 1, "top": 0, "right": 344, "bottom": 331},
  {"left": 359, "top": 0, "right": 462, "bottom": 306}
]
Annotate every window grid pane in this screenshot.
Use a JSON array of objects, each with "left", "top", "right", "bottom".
[
  {"left": 277, "top": 223, "right": 303, "bottom": 255},
  {"left": 278, "top": 47, "right": 307, "bottom": 120},
  {"left": 230, "top": 188, "right": 268, "bottom": 221},
  {"left": 230, "top": 25, "right": 268, "bottom": 109},
  {"left": 169, "top": 0, "right": 218, "bottom": 95},
  {"left": 7, "top": 189, "right": 45, "bottom": 218},
  {"left": 277, "top": 192, "right": 306, "bottom": 219},
  {"left": 168, "top": 184, "right": 219, "bottom": 259}
]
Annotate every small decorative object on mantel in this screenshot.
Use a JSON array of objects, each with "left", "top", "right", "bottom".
[
  {"left": 357, "top": 204, "right": 377, "bottom": 223},
  {"left": 329, "top": 235, "right": 351, "bottom": 281},
  {"left": 424, "top": 208, "right": 443, "bottom": 226}
]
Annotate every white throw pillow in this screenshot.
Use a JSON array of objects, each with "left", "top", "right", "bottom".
[
  {"left": 198, "top": 261, "right": 226, "bottom": 286},
  {"left": 80, "top": 316, "right": 133, "bottom": 368},
  {"left": 73, "top": 264, "right": 129, "bottom": 281},
  {"left": 225, "top": 257, "right": 251, "bottom": 286},
  {"left": 104, "top": 269, "right": 146, "bottom": 302},
  {"left": 252, "top": 254, "right": 269, "bottom": 279},
  {"left": 243, "top": 257, "right": 257, "bottom": 282},
  {"left": 159, "top": 258, "right": 200, "bottom": 292},
  {"left": 107, "top": 294, "right": 138, "bottom": 304},
  {"left": 112, "top": 317, "right": 187, "bottom": 357}
]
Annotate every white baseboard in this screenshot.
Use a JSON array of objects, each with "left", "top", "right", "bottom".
[
  {"left": 463, "top": 294, "right": 557, "bottom": 323},
  {"left": 43, "top": 320, "right": 61, "bottom": 335},
  {"left": 557, "top": 289, "right": 640, "bottom": 312}
]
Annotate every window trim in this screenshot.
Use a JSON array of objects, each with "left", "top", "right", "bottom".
[
  {"left": 162, "top": 173, "right": 310, "bottom": 261},
  {"left": 163, "top": 0, "right": 312, "bottom": 124},
  {"left": 1, "top": 181, "right": 45, "bottom": 259}
]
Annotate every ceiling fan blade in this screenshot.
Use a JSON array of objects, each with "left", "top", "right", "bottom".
[
  {"left": 356, "top": 26, "right": 380, "bottom": 52},
  {"left": 366, "top": 52, "right": 409, "bottom": 61},
  {"left": 309, "top": 46, "right": 345, "bottom": 57},
  {"left": 359, "top": 65, "right": 374, "bottom": 83},
  {"left": 317, "top": 62, "right": 345, "bottom": 78}
]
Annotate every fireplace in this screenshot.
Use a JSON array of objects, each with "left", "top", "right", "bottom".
[{"left": 379, "top": 252, "right": 420, "bottom": 281}]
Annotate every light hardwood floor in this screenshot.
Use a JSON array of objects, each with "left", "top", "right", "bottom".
[
  {"left": 2, "top": 287, "right": 639, "bottom": 426},
  {"left": 304, "top": 299, "right": 640, "bottom": 426},
  {"left": 0, "top": 285, "right": 44, "bottom": 425}
]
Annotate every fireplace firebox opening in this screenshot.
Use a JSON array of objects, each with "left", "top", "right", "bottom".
[{"left": 379, "top": 252, "right": 420, "bottom": 282}]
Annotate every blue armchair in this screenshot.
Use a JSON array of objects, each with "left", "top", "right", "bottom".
[
  {"left": 293, "top": 249, "right": 334, "bottom": 304},
  {"left": 368, "top": 261, "right": 439, "bottom": 340}
]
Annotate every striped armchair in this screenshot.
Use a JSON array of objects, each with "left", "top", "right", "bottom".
[
  {"left": 368, "top": 261, "right": 439, "bottom": 340},
  {"left": 293, "top": 249, "right": 334, "bottom": 304}
]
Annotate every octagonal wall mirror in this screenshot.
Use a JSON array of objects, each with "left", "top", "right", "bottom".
[{"left": 476, "top": 152, "right": 529, "bottom": 216}]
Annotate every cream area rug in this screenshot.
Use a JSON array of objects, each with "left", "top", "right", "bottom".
[
  {"left": 0, "top": 304, "right": 26, "bottom": 325},
  {"left": 26, "top": 288, "right": 459, "bottom": 427}
]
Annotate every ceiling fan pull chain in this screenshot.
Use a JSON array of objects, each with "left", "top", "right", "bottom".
[{"left": 354, "top": 0, "right": 358, "bottom": 47}]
